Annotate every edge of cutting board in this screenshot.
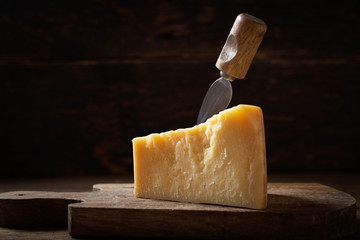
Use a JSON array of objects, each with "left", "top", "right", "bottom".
[{"left": 67, "top": 183, "right": 356, "bottom": 239}]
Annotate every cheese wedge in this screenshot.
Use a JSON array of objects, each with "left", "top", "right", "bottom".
[{"left": 132, "top": 104, "right": 267, "bottom": 209}]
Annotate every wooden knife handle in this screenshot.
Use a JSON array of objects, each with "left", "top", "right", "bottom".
[{"left": 215, "top": 13, "right": 267, "bottom": 79}]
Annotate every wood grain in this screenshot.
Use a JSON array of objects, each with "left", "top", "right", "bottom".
[
  {"left": 0, "top": 1, "right": 358, "bottom": 60},
  {"left": 0, "top": 183, "right": 356, "bottom": 239},
  {"left": 0, "top": 0, "right": 359, "bottom": 177},
  {"left": 216, "top": 13, "right": 267, "bottom": 79}
]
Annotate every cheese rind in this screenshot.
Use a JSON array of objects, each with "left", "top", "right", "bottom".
[{"left": 132, "top": 104, "right": 267, "bottom": 209}]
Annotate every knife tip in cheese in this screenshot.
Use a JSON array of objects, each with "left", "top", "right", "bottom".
[{"left": 132, "top": 104, "right": 267, "bottom": 209}]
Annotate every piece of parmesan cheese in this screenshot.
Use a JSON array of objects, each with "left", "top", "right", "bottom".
[{"left": 132, "top": 104, "right": 267, "bottom": 209}]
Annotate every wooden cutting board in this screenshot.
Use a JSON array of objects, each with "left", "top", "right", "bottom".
[{"left": 0, "top": 183, "right": 356, "bottom": 239}]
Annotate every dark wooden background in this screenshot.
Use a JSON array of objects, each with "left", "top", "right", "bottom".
[{"left": 1, "top": 0, "right": 359, "bottom": 178}]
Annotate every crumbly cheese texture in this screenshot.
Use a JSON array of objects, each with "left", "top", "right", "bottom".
[{"left": 132, "top": 104, "right": 267, "bottom": 209}]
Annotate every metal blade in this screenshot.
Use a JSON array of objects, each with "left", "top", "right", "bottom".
[{"left": 196, "top": 77, "right": 232, "bottom": 124}]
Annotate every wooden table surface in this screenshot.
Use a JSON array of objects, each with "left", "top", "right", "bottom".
[{"left": 0, "top": 173, "right": 359, "bottom": 240}]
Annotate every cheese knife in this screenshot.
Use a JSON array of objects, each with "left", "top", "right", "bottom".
[{"left": 197, "top": 13, "right": 267, "bottom": 124}]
